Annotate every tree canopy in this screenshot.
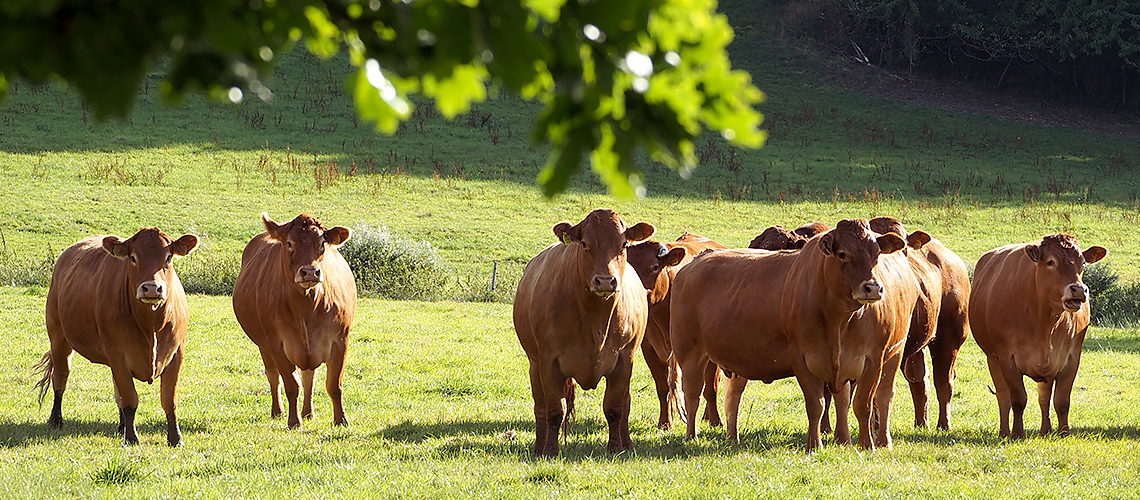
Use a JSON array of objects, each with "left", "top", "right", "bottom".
[{"left": 0, "top": 0, "right": 766, "bottom": 197}]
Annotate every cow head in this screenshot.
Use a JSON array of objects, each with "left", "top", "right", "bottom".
[
  {"left": 818, "top": 218, "right": 905, "bottom": 306},
  {"left": 103, "top": 228, "right": 198, "bottom": 308},
  {"left": 749, "top": 225, "right": 807, "bottom": 250},
  {"left": 794, "top": 222, "right": 832, "bottom": 239},
  {"left": 1024, "top": 234, "right": 1107, "bottom": 313},
  {"left": 261, "top": 212, "right": 351, "bottom": 291},
  {"left": 627, "top": 240, "right": 686, "bottom": 303},
  {"left": 553, "top": 209, "right": 655, "bottom": 299},
  {"left": 869, "top": 216, "right": 931, "bottom": 251}
]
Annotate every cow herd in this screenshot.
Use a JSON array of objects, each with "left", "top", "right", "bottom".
[
  {"left": 515, "top": 208, "right": 1106, "bottom": 455},
  {"left": 29, "top": 208, "right": 1107, "bottom": 455},
  {"left": 34, "top": 213, "right": 357, "bottom": 445}
]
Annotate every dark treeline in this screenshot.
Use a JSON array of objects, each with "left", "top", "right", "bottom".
[{"left": 762, "top": 0, "right": 1140, "bottom": 111}]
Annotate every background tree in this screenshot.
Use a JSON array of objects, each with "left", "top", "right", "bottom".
[{"left": 0, "top": 0, "right": 766, "bottom": 197}]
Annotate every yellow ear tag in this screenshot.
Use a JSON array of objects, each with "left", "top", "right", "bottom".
[{"left": 561, "top": 233, "right": 573, "bottom": 245}]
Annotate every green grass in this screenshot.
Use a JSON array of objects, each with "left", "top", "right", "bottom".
[
  {"left": 3, "top": 1, "right": 1140, "bottom": 495},
  {"left": 2, "top": 288, "right": 1140, "bottom": 497}
]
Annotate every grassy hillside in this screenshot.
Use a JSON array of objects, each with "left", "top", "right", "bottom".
[{"left": 2, "top": 25, "right": 1139, "bottom": 295}]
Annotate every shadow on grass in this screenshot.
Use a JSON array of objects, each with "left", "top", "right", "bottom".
[
  {"left": 1081, "top": 335, "right": 1140, "bottom": 354},
  {"left": 0, "top": 417, "right": 210, "bottom": 448},
  {"left": 374, "top": 417, "right": 815, "bottom": 461}
]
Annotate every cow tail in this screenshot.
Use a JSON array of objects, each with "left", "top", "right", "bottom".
[
  {"left": 666, "top": 354, "right": 687, "bottom": 425},
  {"left": 32, "top": 352, "right": 53, "bottom": 407},
  {"left": 561, "top": 378, "right": 577, "bottom": 438}
]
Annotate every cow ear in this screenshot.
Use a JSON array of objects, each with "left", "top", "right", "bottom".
[
  {"left": 261, "top": 212, "right": 286, "bottom": 241},
  {"left": 819, "top": 233, "right": 833, "bottom": 255},
  {"left": 1083, "top": 245, "right": 1107, "bottom": 264},
  {"left": 907, "top": 230, "right": 931, "bottom": 249},
  {"left": 1025, "top": 244, "right": 1042, "bottom": 262},
  {"left": 877, "top": 233, "right": 905, "bottom": 254},
  {"left": 624, "top": 222, "right": 656, "bottom": 243},
  {"left": 102, "top": 236, "right": 129, "bottom": 259},
  {"left": 553, "top": 222, "right": 578, "bottom": 245},
  {"left": 171, "top": 234, "right": 199, "bottom": 256},
  {"left": 794, "top": 239, "right": 807, "bottom": 250},
  {"left": 663, "top": 247, "right": 687, "bottom": 267},
  {"left": 325, "top": 226, "right": 351, "bottom": 246}
]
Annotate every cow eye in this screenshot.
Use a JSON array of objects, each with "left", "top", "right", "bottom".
[
  {"left": 649, "top": 264, "right": 659, "bottom": 274},
  {"left": 837, "top": 250, "right": 848, "bottom": 261},
  {"left": 129, "top": 254, "right": 137, "bottom": 264},
  {"left": 166, "top": 254, "right": 173, "bottom": 264}
]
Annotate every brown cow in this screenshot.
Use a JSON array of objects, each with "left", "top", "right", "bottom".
[
  {"left": 35, "top": 228, "right": 198, "bottom": 445},
  {"left": 970, "top": 234, "right": 1106, "bottom": 438},
  {"left": 514, "top": 209, "right": 654, "bottom": 456},
  {"left": 626, "top": 232, "right": 726, "bottom": 430},
  {"left": 233, "top": 213, "right": 357, "bottom": 429},
  {"left": 869, "top": 216, "right": 971, "bottom": 431},
  {"left": 747, "top": 222, "right": 831, "bottom": 250},
  {"left": 672, "top": 219, "right": 916, "bottom": 451}
]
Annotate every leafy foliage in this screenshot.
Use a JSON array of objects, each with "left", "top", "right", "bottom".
[{"left": 0, "top": 0, "right": 766, "bottom": 197}]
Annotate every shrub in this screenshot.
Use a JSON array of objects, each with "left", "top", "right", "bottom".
[
  {"left": 340, "top": 224, "right": 451, "bottom": 301},
  {"left": 177, "top": 246, "right": 240, "bottom": 295},
  {"left": 1086, "top": 263, "right": 1140, "bottom": 328},
  {"left": 0, "top": 253, "right": 54, "bottom": 287}
]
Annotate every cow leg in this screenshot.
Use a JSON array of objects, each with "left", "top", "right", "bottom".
[
  {"left": 984, "top": 354, "right": 1013, "bottom": 438},
  {"left": 257, "top": 347, "right": 283, "bottom": 418},
  {"left": 326, "top": 339, "right": 348, "bottom": 426},
  {"left": 831, "top": 382, "right": 851, "bottom": 445},
  {"left": 677, "top": 349, "right": 709, "bottom": 440},
  {"left": 874, "top": 351, "right": 904, "bottom": 450},
  {"left": 603, "top": 351, "right": 635, "bottom": 452},
  {"left": 301, "top": 369, "right": 316, "bottom": 420},
  {"left": 997, "top": 357, "right": 1027, "bottom": 439},
  {"left": 929, "top": 331, "right": 962, "bottom": 431},
  {"left": 534, "top": 361, "right": 568, "bottom": 457},
  {"left": 702, "top": 361, "right": 722, "bottom": 427},
  {"left": 1053, "top": 351, "right": 1082, "bottom": 437},
  {"left": 902, "top": 352, "right": 929, "bottom": 429},
  {"left": 1036, "top": 380, "right": 1054, "bottom": 436},
  {"left": 110, "top": 367, "right": 140, "bottom": 445},
  {"left": 724, "top": 375, "right": 748, "bottom": 443},
  {"left": 47, "top": 345, "right": 73, "bottom": 428},
  {"left": 527, "top": 360, "right": 549, "bottom": 457},
  {"left": 791, "top": 356, "right": 826, "bottom": 453},
  {"left": 641, "top": 342, "right": 672, "bottom": 430},
  {"left": 160, "top": 347, "right": 184, "bottom": 447},
  {"left": 852, "top": 360, "right": 883, "bottom": 450}
]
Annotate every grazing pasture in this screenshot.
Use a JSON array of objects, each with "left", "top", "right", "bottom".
[
  {"left": 2, "top": 289, "right": 1140, "bottom": 497},
  {"left": 2, "top": 2, "right": 1140, "bottom": 494}
]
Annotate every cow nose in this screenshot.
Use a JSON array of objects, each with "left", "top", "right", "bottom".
[
  {"left": 298, "top": 265, "right": 323, "bottom": 283},
  {"left": 136, "top": 281, "right": 167, "bottom": 303},
  {"left": 591, "top": 275, "right": 618, "bottom": 292},
  {"left": 854, "top": 280, "right": 884, "bottom": 303},
  {"left": 1067, "top": 283, "right": 1089, "bottom": 300}
]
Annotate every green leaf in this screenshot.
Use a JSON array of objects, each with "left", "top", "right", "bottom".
[{"left": 422, "top": 64, "right": 488, "bottom": 118}]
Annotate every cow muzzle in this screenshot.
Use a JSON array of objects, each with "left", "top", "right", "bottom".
[
  {"left": 853, "top": 280, "right": 884, "bottom": 305},
  {"left": 590, "top": 274, "right": 619, "bottom": 300},
  {"left": 136, "top": 281, "right": 167, "bottom": 306},
  {"left": 295, "top": 265, "right": 323, "bottom": 289},
  {"left": 1062, "top": 283, "right": 1089, "bottom": 312}
]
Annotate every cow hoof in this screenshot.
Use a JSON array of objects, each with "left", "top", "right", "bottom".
[
  {"left": 124, "top": 434, "right": 140, "bottom": 446},
  {"left": 657, "top": 421, "right": 671, "bottom": 431},
  {"left": 47, "top": 416, "right": 63, "bottom": 429}
]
